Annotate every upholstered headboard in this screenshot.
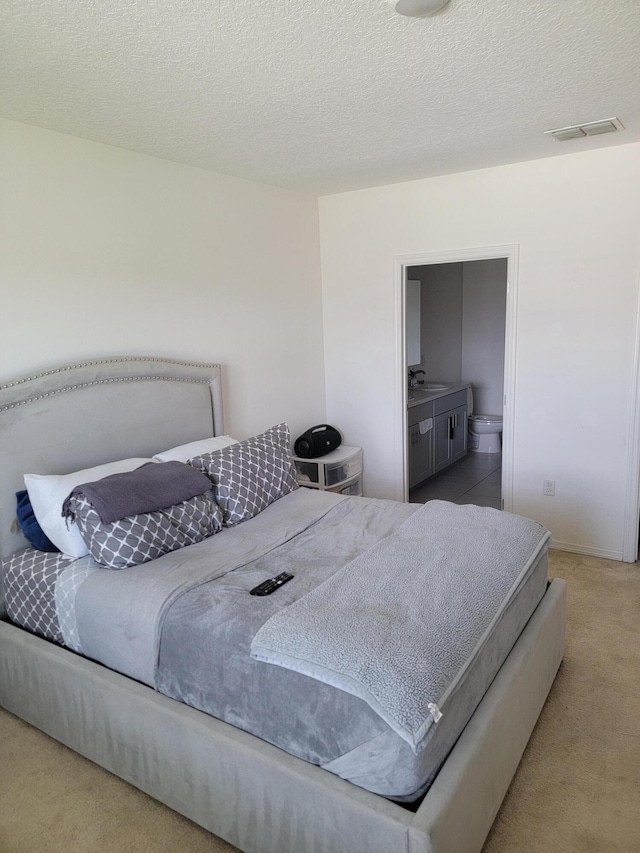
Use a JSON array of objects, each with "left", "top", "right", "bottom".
[{"left": 0, "top": 357, "right": 223, "bottom": 561}]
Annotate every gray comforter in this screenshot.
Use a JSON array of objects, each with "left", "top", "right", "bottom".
[
  {"left": 66, "top": 488, "right": 360, "bottom": 684},
  {"left": 9, "top": 489, "right": 550, "bottom": 798},
  {"left": 251, "top": 501, "right": 549, "bottom": 752}
]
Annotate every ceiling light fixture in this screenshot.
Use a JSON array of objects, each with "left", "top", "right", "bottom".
[{"left": 387, "top": 0, "right": 451, "bottom": 18}]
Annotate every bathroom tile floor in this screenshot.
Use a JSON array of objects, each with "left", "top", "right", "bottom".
[{"left": 409, "top": 451, "right": 502, "bottom": 510}]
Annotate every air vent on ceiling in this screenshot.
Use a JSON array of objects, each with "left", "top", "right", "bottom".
[{"left": 544, "top": 118, "right": 624, "bottom": 142}]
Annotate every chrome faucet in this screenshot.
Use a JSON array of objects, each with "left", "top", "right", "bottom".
[{"left": 408, "top": 369, "right": 426, "bottom": 388}]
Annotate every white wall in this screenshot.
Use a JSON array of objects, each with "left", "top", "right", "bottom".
[
  {"left": 319, "top": 143, "right": 640, "bottom": 559},
  {"left": 461, "top": 259, "right": 507, "bottom": 415},
  {"left": 0, "top": 119, "right": 326, "bottom": 443}
]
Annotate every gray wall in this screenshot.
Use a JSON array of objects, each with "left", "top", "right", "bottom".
[
  {"left": 411, "top": 259, "right": 507, "bottom": 413},
  {"left": 461, "top": 259, "right": 507, "bottom": 415},
  {"left": 416, "top": 263, "right": 463, "bottom": 382}
]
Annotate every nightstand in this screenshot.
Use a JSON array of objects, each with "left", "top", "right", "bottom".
[{"left": 292, "top": 445, "right": 363, "bottom": 496}]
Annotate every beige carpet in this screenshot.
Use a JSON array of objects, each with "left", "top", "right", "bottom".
[{"left": 1, "top": 550, "right": 639, "bottom": 852}]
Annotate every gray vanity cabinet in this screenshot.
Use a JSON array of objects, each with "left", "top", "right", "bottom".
[
  {"left": 434, "top": 412, "right": 453, "bottom": 473},
  {"left": 434, "top": 403, "right": 467, "bottom": 473},
  {"left": 409, "top": 388, "right": 468, "bottom": 489},
  {"left": 450, "top": 404, "right": 467, "bottom": 461},
  {"left": 408, "top": 401, "right": 435, "bottom": 489}
]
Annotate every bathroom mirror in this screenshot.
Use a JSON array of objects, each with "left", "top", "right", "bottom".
[{"left": 406, "top": 279, "right": 421, "bottom": 367}]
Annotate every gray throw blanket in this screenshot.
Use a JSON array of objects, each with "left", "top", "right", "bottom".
[
  {"left": 251, "top": 500, "right": 550, "bottom": 753},
  {"left": 61, "top": 461, "right": 212, "bottom": 524}
]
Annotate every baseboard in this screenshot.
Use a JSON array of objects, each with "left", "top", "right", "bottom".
[{"left": 549, "top": 540, "right": 623, "bottom": 562}]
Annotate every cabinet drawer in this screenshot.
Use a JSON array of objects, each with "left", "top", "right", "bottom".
[
  {"left": 294, "top": 448, "right": 362, "bottom": 487},
  {"left": 408, "top": 400, "right": 434, "bottom": 427},
  {"left": 294, "top": 459, "right": 322, "bottom": 484},
  {"left": 323, "top": 454, "right": 362, "bottom": 487},
  {"left": 327, "top": 474, "right": 362, "bottom": 496},
  {"left": 434, "top": 389, "right": 467, "bottom": 415}
]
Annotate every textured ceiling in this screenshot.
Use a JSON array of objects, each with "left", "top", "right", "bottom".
[{"left": 1, "top": 0, "right": 639, "bottom": 194}]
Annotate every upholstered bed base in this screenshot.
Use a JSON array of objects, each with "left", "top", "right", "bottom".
[
  {"left": 0, "top": 358, "right": 566, "bottom": 852},
  {"left": 0, "top": 578, "right": 566, "bottom": 853}
]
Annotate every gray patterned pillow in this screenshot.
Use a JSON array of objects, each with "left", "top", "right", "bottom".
[
  {"left": 189, "top": 422, "right": 299, "bottom": 526},
  {"left": 3, "top": 548, "right": 75, "bottom": 642},
  {"left": 67, "top": 491, "right": 222, "bottom": 570}
]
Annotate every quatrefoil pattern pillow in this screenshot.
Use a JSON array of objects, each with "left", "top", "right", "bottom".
[
  {"left": 189, "top": 423, "right": 298, "bottom": 526},
  {"left": 2, "top": 548, "right": 74, "bottom": 642},
  {"left": 68, "top": 491, "right": 222, "bottom": 569}
]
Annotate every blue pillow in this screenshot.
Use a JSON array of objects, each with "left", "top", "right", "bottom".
[{"left": 15, "top": 490, "right": 60, "bottom": 553}]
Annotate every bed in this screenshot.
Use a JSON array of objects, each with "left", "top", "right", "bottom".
[{"left": 0, "top": 356, "right": 566, "bottom": 853}]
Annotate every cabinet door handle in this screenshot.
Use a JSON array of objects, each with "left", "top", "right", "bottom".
[{"left": 449, "top": 416, "right": 454, "bottom": 440}]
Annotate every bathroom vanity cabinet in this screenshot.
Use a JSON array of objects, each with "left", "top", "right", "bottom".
[
  {"left": 434, "top": 404, "right": 467, "bottom": 473},
  {"left": 408, "top": 402, "right": 435, "bottom": 488},
  {"left": 408, "top": 388, "right": 468, "bottom": 490}
]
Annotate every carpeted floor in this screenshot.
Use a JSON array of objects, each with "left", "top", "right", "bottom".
[
  {"left": 1, "top": 550, "right": 639, "bottom": 852},
  {"left": 482, "top": 550, "right": 640, "bottom": 853}
]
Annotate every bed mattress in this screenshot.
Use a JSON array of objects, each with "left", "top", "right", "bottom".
[{"left": 2, "top": 489, "right": 549, "bottom": 801}]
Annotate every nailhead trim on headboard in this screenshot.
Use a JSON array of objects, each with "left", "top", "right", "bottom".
[
  {"left": 0, "top": 376, "right": 216, "bottom": 412},
  {"left": 0, "top": 357, "right": 223, "bottom": 412},
  {"left": 0, "top": 357, "right": 221, "bottom": 391}
]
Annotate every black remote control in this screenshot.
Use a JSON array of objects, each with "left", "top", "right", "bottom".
[{"left": 250, "top": 572, "right": 294, "bottom": 596}]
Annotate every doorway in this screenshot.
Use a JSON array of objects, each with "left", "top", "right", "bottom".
[{"left": 395, "top": 245, "right": 518, "bottom": 510}]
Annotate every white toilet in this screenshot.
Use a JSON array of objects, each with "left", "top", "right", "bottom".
[
  {"left": 468, "top": 414, "right": 503, "bottom": 453},
  {"left": 467, "top": 387, "right": 503, "bottom": 453}
]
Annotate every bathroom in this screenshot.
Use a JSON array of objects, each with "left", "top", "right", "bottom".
[{"left": 406, "top": 258, "right": 507, "bottom": 509}]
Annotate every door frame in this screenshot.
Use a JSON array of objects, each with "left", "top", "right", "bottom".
[
  {"left": 394, "top": 244, "right": 519, "bottom": 509},
  {"left": 622, "top": 291, "right": 640, "bottom": 562}
]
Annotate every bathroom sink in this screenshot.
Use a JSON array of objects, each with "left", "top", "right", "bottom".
[
  {"left": 407, "top": 383, "right": 452, "bottom": 403},
  {"left": 409, "top": 383, "right": 451, "bottom": 395}
]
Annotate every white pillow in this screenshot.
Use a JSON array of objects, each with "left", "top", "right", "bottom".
[
  {"left": 153, "top": 435, "right": 238, "bottom": 463},
  {"left": 24, "top": 458, "right": 153, "bottom": 558}
]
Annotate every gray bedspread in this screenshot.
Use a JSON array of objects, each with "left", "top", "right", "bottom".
[
  {"left": 250, "top": 501, "right": 550, "bottom": 752},
  {"left": 72, "top": 488, "right": 351, "bottom": 684},
  {"left": 4, "top": 489, "right": 550, "bottom": 798}
]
